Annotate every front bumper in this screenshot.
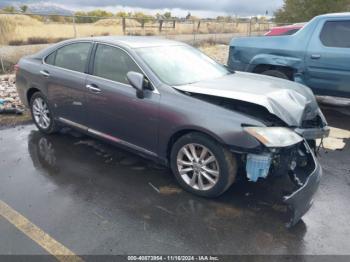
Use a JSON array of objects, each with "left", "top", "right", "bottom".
[
  {"left": 283, "top": 144, "right": 322, "bottom": 227},
  {"left": 244, "top": 141, "right": 322, "bottom": 227}
]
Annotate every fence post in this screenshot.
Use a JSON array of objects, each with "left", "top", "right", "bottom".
[
  {"left": 173, "top": 20, "right": 176, "bottom": 29},
  {"left": 159, "top": 20, "right": 163, "bottom": 33},
  {"left": 72, "top": 15, "right": 77, "bottom": 38},
  {"left": 0, "top": 56, "right": 5, "bottom": 74},
  {"left": 122, "top": 18, "right": 126, "bottom": 35},
  {"left": 249, "top": 18, "right": 252, "bottom": 36},
  {"left": 192, "top": 20, "right": 196, "bottom": 45},
  {"left": 214, "top": 22, "right": 217, "bottom": 44}
]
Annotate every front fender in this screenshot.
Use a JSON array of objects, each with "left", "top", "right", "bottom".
[{"left": 247, "top": 54, "right": 303, "bottom": 73}]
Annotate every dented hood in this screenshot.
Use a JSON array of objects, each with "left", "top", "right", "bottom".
[{"left": 174, "top": 71, "right": 319, "bottom": 126}]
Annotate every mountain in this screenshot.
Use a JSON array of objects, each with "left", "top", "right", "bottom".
[
  {"left": 0, "top": 1, "right": 73, "bottom": 16},
  {"left": 27, "top": 3, "right": 73, "bottom": 15}
]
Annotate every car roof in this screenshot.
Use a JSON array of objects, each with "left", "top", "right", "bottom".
[
  {"left": 73, "top": 36, "right": 185, "bottom": 49},
  {"left": 316, "top": 12, "right": 350, "bottom": 19}
]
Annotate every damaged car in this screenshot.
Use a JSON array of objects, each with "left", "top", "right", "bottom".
[{"left": 16, "top": 37, "right": 329, "bottom": 226}]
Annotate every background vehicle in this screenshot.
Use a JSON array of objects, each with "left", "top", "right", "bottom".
[
  {"left": 228, "top": 13, "right": 350, "bottom": 98},
  {"left": 264, "top": 23, "right": 305, "bottom": 36},
  {"left": 16, "top": 37, "right": 328, "bottom": 226}
]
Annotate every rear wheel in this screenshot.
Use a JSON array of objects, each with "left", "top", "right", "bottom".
[
  {"left": 261, "top": 70, "right": 289, "bottom": 80},
  {"left": 30, "top": 92, "right": 59, "bottom": 134},
  {"left": 170, "top": 132, "right": 237, "bottom": 198}
]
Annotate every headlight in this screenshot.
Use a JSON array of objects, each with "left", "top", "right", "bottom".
[{"left": 244, "top": 127, "right": 303, "bottom": 148}]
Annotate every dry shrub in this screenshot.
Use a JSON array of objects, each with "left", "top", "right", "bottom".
[
  {"left": 94, "top": 18, "right": 140, "bottom": 27},
  {"left": 1, "top": 14, "right": 42, "bottom": 26},
  {"left": 27, "top": 37, "right": 50, "bottom": 44},
  {"left": 0, "top": 59, "right": 13, "bottom": 74},
  {"left": 94, "top": 18, "right": 121, "bottom": 26},
  {"left": 145, "top": 31, "right": 155, "bottom": 36},
  {"left": 8, "top": 39, "right": 26, "bottom": 46},
  {"left": 27, "top": 37, "right": 70, "bottom": 44},
  {"left": 9, "top": 37, "right": 71, "bottom": 45},
  {"left": 0, "top": 15, "right": 16, "bottom": 44}
]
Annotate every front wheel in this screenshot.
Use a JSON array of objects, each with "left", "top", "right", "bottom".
[
  {"left": 170, "top": 132, "right": 237, "bottom": 198},
  {"left": 30, "top": 92, "right": 59, "bottom": 134},
  {"left": 261, "top": 70, "right": 289, "bottom": 80}
]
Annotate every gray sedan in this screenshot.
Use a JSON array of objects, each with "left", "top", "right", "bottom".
[{"left": 16, "top": 37, "right": 329, "bottom": 226}]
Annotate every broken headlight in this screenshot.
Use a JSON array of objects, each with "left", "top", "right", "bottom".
[{"left": 244, "top": 127, "right": 303, "bottom": 148}]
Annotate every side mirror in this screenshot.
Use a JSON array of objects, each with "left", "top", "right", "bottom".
[{"left": 127, "top": 71, "right": 145, "bottom": 99}]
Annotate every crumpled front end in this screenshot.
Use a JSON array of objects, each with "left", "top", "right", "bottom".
[
  {"left": 242, "top": 134, "right": 322, "bottom": 227},
  {"left": 295, "top": 107, "right": 330, "bottom": 140}
]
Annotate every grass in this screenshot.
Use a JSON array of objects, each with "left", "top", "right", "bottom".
[{"left": 0, "top": 15, "right": 273, "bottom": 45}]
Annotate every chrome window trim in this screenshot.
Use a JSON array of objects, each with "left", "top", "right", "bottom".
[
  {"left": 58, "top": 117, "right": 158, "bottom": 157},
  {"left": 42, "top": 40, "right": 160, "bottom": 94},
  {"left": 42, "top": 40, "right": 93, "bottom": 76},
  {"left": 92, "top": 42, "right": 160, "bottom": 94}
]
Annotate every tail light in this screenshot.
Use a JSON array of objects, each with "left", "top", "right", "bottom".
[{"left": 14, "top": 64, "right": 19, "bottom": 74}]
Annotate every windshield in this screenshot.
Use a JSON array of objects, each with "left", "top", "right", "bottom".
[{"left": 136, "top": 45, "right": 230, "bottom": 86}]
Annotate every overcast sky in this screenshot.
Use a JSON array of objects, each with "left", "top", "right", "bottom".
[{"left": 0, "top": 0, "right": 284, "bottom": 17}]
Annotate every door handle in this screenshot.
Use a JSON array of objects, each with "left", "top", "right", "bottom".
[
  {"left": 40, "top": 70, "right": 50, "bottom": 77},
  {"left": 310, "top": 54, "right": 321, "bottom": 60},
  {"left": 86, "top": 84, "right": 101, "bottom": 93}
]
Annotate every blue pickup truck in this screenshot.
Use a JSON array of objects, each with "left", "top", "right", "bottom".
[{"left": 228, "top": 13, "right": 350, "bottom": 98}]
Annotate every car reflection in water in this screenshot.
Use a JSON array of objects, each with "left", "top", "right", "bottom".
[{"left": 27, "top": 129, "right": 307, "bottom": 246}]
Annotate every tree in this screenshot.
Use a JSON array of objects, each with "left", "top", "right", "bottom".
[
  {"left": 133, "top": 12, "right": 155, "bottom": 24},
  {"left": 275, "top": 0, "right": 350, "bottom": 23},
  {"left": 74, "top": 9, "right": 113, "bottom": 23},
  {"left": 20, "top": 5, "right": 28, "bottom": 13},
  {"left": 2, "top": 6, "right": 16, "bottom": 13},
  {"left": 116, "top": 11, "right": 128, "bottom": 18},
  {"left": 163, "top": 12, "right": 172, "bottom": 19}
]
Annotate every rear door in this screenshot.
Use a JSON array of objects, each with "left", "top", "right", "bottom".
[
  {"left": 42, "top": 42, "right": 93, "bottom": 126},
  {"left": 85, "top": 43, "right": 160, "bottom": 155},
  {"left": 305, "top": 20, "right": 350, "bottom": 97}
]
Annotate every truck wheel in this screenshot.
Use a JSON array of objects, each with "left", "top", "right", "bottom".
[
  {"left": 170, "top": 132, "right": 237, "bottom": 198},
  {"left": 30, "top": 92, "right": 59, "bottom": 134},
  {"left": 261, "top": 70, "right": 289, "bottom": 80}
]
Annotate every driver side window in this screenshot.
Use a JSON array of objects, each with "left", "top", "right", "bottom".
[{"left": 93, "top": 44, "right": 142, "bottom": 84}]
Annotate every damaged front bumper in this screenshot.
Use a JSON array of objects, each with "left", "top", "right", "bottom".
[
  {"left": 244, "top": 141, "right": 322, "bottom": 227},
  {"left": 283, "top": 144, "right": 322, "bottom": 227}
]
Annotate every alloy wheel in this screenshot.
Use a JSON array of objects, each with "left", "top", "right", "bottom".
[
  {"left": 177, "top": 143, "right": 220, "bottom": 191},
  {"left": 32, "top": 97, "right": 51, "bottom": 129}
]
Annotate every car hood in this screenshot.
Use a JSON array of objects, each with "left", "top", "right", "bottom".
[{"left": 174, "top": 72, "right": 319, "bottom": 127}]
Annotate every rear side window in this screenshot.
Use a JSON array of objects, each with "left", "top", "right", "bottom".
[
  {"left": 52, "top": 42, "right": 92, "bottom": 73},
  {"left": 320, "top": 21, "right": 350, "bottom": 48},
  {"left": 93, "top": 44, "right": 141, "bottom": 84},
  {"left": 45, "top": 52, "right": 56, "bottom": 65}
]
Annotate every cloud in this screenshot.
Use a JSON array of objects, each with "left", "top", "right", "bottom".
[
  {"left": 0, "top": 0, "right": 284, "bottom": 16},
  {"left": 64, "top": 0, "right": 283, "bottom": 15}
]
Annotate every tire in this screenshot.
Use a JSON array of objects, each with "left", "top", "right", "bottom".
[
  {"left": 261, "top": 70, "right": 289, "bottom": 80},
  {"left": 170, "top": 132, "right": 237, "bottom": 198},
  {"left": 29, "top": 92, "right": 59, "bottom": 134}
]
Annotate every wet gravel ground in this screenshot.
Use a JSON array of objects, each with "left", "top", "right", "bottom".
[{"left": 0, "top": 105, "right": 349, "bottom": 257}]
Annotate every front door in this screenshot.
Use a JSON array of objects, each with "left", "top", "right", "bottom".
[
  {"left": 85, "top": 43, "right": 160, "bottom": 155},
  {"left": 305, "top": 20, "right": 350, "bottom": 97}
]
